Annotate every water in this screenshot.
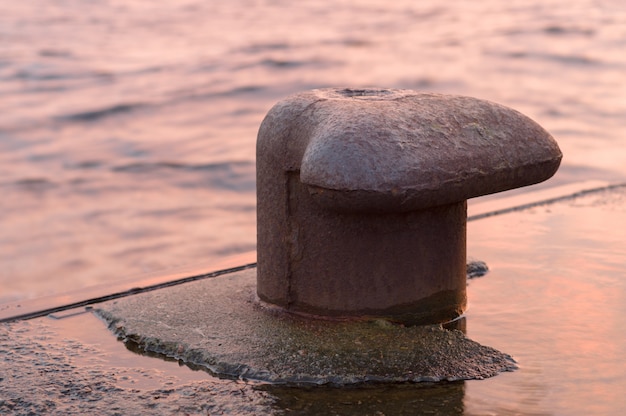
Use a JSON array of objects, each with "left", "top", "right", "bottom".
[
  {"left": 2, "top": 0, "right": 625, "bottom": 302},
  {"left": 1, "top": 3, "right": 626, "bottom": 411}
]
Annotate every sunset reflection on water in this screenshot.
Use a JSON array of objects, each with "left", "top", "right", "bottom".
[
  {"left": 465, "top": 188, "right": 626, "bottom": 415},
  {"left": 2, "top": 0, "right": 625, "bottom": 302},
  {"left": 1, "top": 0, "right": 626, "bottom": 413}
]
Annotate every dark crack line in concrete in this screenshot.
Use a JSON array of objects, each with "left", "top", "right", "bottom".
[{"left": 468, "top": 181, "right": 626, "bottom": 221}]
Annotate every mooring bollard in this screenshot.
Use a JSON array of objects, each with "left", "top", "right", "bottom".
[
  {"left": 257, "top": 88, "right": 562, "bottom": 325},
  {"left": 97, "top": 87, "right": 560, "bottom": 384}
]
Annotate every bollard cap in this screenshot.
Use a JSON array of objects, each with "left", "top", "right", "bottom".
[{"left": 261, "top": 88, "right": 562, "bottom": 213}]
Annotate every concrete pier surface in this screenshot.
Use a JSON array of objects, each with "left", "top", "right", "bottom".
[{"left": 2, "top": 181, "right": 626, "bottom": 415}]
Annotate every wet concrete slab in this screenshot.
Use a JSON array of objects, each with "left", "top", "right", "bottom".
[
  {"left": 96, "top": 267, "right": 517, "bottom": 385},
  {"left": 0, "top": 310, "right": 276, "bottom": 415},
  {"left": 2, "top": 181, "right": 626, "bottom": 415}
]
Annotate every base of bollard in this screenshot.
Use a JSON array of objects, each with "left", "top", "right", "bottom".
[
  {"left": 257, "top": 180, "right": 468, "bottom": 324},
  {"left": 97, "top": 267, "right": 516, "bottom": 385},
  {"left": 256, "top": 292, "right": 467, "bottom": 327}
]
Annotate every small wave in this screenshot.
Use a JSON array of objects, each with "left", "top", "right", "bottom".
[
  {"left": 10, "top": 64, "right": 111, "bottom": 82},
  {"left": 216, "top": 85, "right": 264, "bottom": 96},
  {"left": 213, "top": 243, "right": 257, "bottom": 257},
  {"left": 10, "top": 178, "right": 56, "bottom": 192},
  {"left": 38, "top": 49, "right": 74, "bottom": 58},
  {"left": 341, "top": 38, "right": 372, "bottom": 47},
  {"left": 12, "top": 69, "right": 69, "bottom": 81},
  {"left": 500, "top": 51, "right": 600, "bottom": 66},
  {"left": 166, "top": 84, "right": 265, "bottom": 104},
  {"left": 112, "top": 160, "right": 251, "bottom": 173},
  {"left": 260, "top": 58, "right": 306, "bottom": 68},
  {"left": 112, "top": 160, "right": 255, "bottom": 192},
  {"left": 112, "top": 161, "right": 188, "bottom": 173},
  {"left": 320, "top": 37, "right": 372, "bottom": 48},
  {"left": 58, "top": 103, "right": 145, "bottom": 122},
  {"left": 64, "top": 160, "right": 104, "bottom": 170},
  {"left": 543, "top": 25, "right": 595, "bottom": 36},
  {"left": 246, "top": 56, "right": 334, "bottom": 72},
  {"left": 543, "top": 53, "right": 599, "bottom": 66},
  {"left": 239, "top": 42, "right": 291, "bottom": 53}
]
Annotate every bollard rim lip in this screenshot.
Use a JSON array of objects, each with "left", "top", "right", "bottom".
[
  {"left": 255, "top": 295, "right": 467, "bottom": 327},
  {"left": 277, "top": 89, "right": 563, "bottom": 211},
  {"left": 305, "top": 158, "right": 561, "bottom": 212}
]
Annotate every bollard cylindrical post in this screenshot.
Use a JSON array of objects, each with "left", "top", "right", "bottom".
[{"left": 256, "top": 88, "right": 561, "bottom": 325}]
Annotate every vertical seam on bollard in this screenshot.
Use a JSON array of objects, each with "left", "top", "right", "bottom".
[{"left": 285, "top": 171, "right": 296, "bottom": 309}]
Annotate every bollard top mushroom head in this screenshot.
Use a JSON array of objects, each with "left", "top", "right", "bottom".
[{"left": 259, "top": 88, "right": 562, "bottom": 213}]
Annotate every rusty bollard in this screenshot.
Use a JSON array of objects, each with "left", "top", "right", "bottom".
[{"left": 257, "top": 88, "right": 562, "bottom": 325}]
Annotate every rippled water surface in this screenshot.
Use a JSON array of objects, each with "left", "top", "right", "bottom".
[
  {"left": 1, "top": 1, "right": 625, "bottom": 297},
  {"left": 1, "top": 2, "right": 626, "bottom": 414}
]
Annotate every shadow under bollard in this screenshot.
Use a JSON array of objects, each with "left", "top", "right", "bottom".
[{"left": 259, "top": 381, "right": 465, "bottom": 415}]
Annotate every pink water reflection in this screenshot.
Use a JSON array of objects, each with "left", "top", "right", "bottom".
[
  {"left": 465, "top": 188, "right": 626, "bottom": 415},
  {"left": 2, "top": 0, "right": 625, "bottom": 302}
]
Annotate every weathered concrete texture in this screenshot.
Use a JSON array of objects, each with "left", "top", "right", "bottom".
[
  {"left": 96, "top": 268, "right": 517, "bottom": 385},
  {"left": 0, "top": 317, "right": 276, "bottom": 415},
  {"left": 256, "top": 88, "right": 562, "bottom": 324}
]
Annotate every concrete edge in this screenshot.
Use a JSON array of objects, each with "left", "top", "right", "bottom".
[
  {"left": 468, "top": 180, "right": 626, "bottom": 221},
  {"left": 0, "top": 252, "right": 257, "bottom": 323}
]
